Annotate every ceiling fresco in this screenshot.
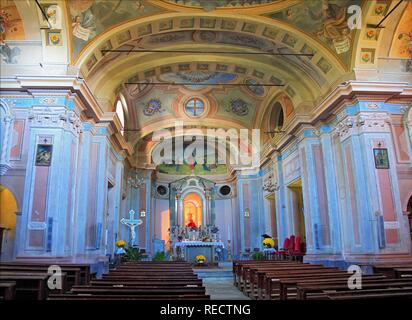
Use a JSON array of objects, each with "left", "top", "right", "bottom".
[
  {"left": 69, "top": 0, "right": 164, "bottom": 58},
  {"left": 0, "top": 0, "right": 25, "bottom": 64},
  {"left": 124, "top": 69, "right": 263, "bottom": 132},
  {"left": 266, "top": 0, "right": 362, "bottom": 66},
  {"left": 159, "top": 71, "right": 238, "bottom": 90},
  {"left": 390, "top": 2, "right": 412, "bottom": 59},
  {"left": 162, "top": 0, "right": 279, "bottom": 10},
  {"left": 91, "top": 29, "right": 329, "bottom": 93}
]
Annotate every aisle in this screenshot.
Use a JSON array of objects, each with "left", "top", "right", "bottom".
[{"left": 194, "top": 266, "right": 250, "bottom": 300}]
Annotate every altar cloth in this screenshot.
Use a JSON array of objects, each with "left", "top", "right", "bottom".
[
  {"left": 174, "top": 241, "right": 224, "bottom": 263},
  {"left": 174, "top": 241, "right": 224, "bottom": 248}
]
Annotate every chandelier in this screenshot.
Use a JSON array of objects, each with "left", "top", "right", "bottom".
[
  {"left": 262, "top": 174, "right": 280, "bottom": 193},
  {"left": 127, "top": 169, "right": 145, "bottom": 189}
]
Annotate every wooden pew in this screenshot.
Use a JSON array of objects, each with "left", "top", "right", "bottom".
[
  {"left": 263, "top": 270, "right": 347, "bottom": 300},
  {"left": 372, "top": 264, "right": 412, "bottom": 278},
  {"left": 278, "top": 274, "right": 386, "bottom": 300},
  {"left": 0, "top": 281, "right": 16, "bottom": 300},
  {"left": 0, "top": 273, "right": 49, "bottom": 300},
  {"left": 70, "top": 286, "right": 206, "bottom": 295},
  {"left": 0, "top": 264, "right": 81, "bottom": 286},
  {"left": 90, "top": 279, "right": 203, "bottom": 287},
  {"left": 1, "top": 262, "right": 91, "bottom": 285},
  {"left": 247, "top": 264, "right": 327, "bottom": 298},
  {"left": 50, "top": 261, "right": 209, "bottom": 300},
  {"left": 297, "top": 278, "right": 412, "bottom": 300},
  {"left": 326, "top": 287, "right": 412, "bottom": 300},
  {"left": 394, "top": 268, "right": 412, "bottom": 279},
  {"left": 48, "top": 294, "right": 210, "bottom": 300}
]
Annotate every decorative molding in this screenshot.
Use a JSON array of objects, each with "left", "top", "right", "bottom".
[
  {"left": 335, "top": 112, "right": 392, "bottom": 140},
  {"left": 28, "top": 106, "right": 81, "bottom": 135}
]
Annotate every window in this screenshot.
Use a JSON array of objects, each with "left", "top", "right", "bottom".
[
  {"left": 184, "top": 97, "right": 205, "bottom": 117},
  {"left": 269, "top": 102, "right": 284, "bottom": 137},
  {"left": 116, "top": 100, "right": 125, "bottom": 135}
]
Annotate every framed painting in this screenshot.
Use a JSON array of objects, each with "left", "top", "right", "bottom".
[
  {"left": 35, "top": 144, "right": 53, "bottom": 167},
  {"left": 373, "top": 148, "right": 389, "bottom": 169}
]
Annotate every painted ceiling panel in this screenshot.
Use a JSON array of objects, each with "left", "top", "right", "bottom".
[
  {"left": 266, "top": 0, "right": 362, "bottom": 66},
  {"left": 69, "top": 0, "right": 165, "bottom": 58}
]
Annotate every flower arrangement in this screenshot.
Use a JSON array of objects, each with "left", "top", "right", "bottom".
[
  {"left": 115, "top": 240, "right": 126, "bottom": 248},
  {"left": 262, "top": 238, "right": 275, "bottom": 248},
  {"left": 195, "top": 255, "right": 206, "bottom": 264}
]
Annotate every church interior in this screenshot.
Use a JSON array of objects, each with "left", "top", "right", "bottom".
[{"left": 0, "top": 0, "right": 412, "bottom": 302}]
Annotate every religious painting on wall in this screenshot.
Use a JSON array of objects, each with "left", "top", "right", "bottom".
[
  {"left": 373, "top": 148, "right": 389, "bottom": 169},
  {"left": 156, "top": 140, "right": 227, "bottom": 175},
  {"left": 35, "top": 144, "right": 53, "bottom": 167}
]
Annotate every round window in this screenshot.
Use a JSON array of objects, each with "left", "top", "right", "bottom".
[
  {"left": 157, "top": 185, "right": 167, "bottom": 196},
  {"left": 219, "top": 185, "right": 231, "bottom": 196},
  {"left": 184, "top": 97, "right": 206, "bottom": 117}
]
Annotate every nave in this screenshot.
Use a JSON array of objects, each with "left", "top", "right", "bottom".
[{"left": 1, "top": 257, "right": 412, "bottom": 301}]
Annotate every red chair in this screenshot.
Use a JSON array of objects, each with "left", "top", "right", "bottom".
[
  {"left": 287, "top": 235, "right": 295, "bottom": 259},
  {"left": 277, "top": 237, "right": 290, "bottom": 260},
  {"left": 290, "top": 236, "right": 306, "bottom": 261}
]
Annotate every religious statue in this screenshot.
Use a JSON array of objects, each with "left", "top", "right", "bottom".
[{"left": 186, "top": 212, "right": 197, "bottom": 229}]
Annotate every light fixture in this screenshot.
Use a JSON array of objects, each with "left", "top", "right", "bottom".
[
  {"left": 127, "top": 169, "right": 145, "bottom": 189},
  {"left": 244, "top": 208, "right": 250, "bottom": 218},
  {"left": 140, "top": 210, "right": 146, "bottom": 218}
]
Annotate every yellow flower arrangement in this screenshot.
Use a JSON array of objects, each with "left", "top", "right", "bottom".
[
  {"left": 262, "top": 238, "right": 275, "bottom": 248},
  {"left": 116, "top": 240, "right": 126, "bottom": 248},
  {"left": 195, "top": 255, "right": 206, "bottom": 263}
]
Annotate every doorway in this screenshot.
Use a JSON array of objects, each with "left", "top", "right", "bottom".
[
  {"left": 105, "top": 181, "right": 115, "bottom": 255},
  {"left": 287, "top": 179, "right": 306, "bottom": 240},
  {"left": 0, "top": 185, "right": 18, "bottom": 260},
  {"left": 266, "top": 194, "right": 278, "bottom": 247},
  {"left": 183, "top": 193, "right": 202, "bottom": 228}
]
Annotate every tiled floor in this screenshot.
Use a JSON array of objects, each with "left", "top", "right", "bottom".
[
  {"left": 194, "top": 266, "right": 251, "bottom": 300},
  {"left": 202, "top": 277, "right": 251, "bottom": 300}
]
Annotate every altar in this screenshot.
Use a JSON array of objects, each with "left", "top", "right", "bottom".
[{"left": 174, "top": 241, "right": 224, "bottom": 264}]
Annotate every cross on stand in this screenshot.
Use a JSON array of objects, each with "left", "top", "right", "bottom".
[{"left": 121, "top": 210, "right": 143, "bottom": 246}]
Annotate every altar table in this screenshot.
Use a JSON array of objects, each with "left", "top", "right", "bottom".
[{"left": 174, "top": 241, "right": 224, "bottom": 264}]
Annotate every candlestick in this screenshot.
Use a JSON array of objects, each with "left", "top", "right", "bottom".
[{"left": 227, "top": 239, "right": 232, "bottom": 261}]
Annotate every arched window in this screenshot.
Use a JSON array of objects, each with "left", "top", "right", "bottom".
[
  {"left": 116, "top": 99, "right": 125, "bottom": 135},
  {"left": 269, "top": 102, "right": 284, "bottom": 137}
]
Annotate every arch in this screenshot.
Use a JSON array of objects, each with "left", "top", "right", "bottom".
[
  {"left": 180, "top": 187, "right": 207, "bottom": 227},
  {"left": 268, "top": 101, "right": 285, "bottom": 136},
  {"left": 0, "top": 184, "right": 18, "bottom": 260},
  {"left": 0, "top": 99, "right": 14, "bottom": 175},
  {"left": 183, "top": 193, "right": 202, "bottom": 228}
]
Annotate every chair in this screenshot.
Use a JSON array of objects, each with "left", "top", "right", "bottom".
[
  {"left": 290, "top": 237, "right": 306, "bottom": 262},
  {"left": 287, "top": 235, "right": 295, "bottom": 260},
  {"left": 277, "top": 238, "right": 290, "bottom": 260}
]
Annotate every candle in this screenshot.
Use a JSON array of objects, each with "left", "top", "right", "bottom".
[{"left": 227, "top": 225, "right": 231, "bottom": 241}]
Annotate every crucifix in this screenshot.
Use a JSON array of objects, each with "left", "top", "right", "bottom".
[{"left": 120, "top": 209, "right": 143, "bottom": 245}]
